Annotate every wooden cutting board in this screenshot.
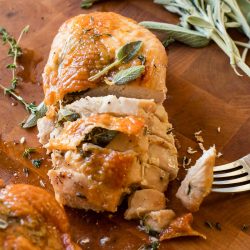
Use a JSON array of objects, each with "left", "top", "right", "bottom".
[{"left": 0, "top": 0, "right": 250, "bottom": 249}]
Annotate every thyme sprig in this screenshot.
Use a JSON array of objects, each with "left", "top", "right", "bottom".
[
  {"left": 0, "top": 83, "right": 37, "bottom": 113},
  {"left": 0, "top": 25, "right": 29, "bottom": 89}
]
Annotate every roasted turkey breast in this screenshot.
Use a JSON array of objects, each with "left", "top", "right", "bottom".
[
  {"left": 37, "top": 96, "right": 178, "bottom": 212},
  {"left": 43, "top": 12, "right": 167, "bottom": 106}
]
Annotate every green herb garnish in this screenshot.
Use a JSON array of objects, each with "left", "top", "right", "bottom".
[
  {"left": 23, "top": 148, "right": 36, "bottom": 158},
  {"left": 0, "top": 83, "right": 37, "bottom": 113},
  {"left": 138, "top": 241, "right": 160, "bottom": 250},
  {"left": 81, "top": 0, "right": 100, "bottom": 9},
  {"left": 162, "top": 37, "right": 175, "bottom": 48},
  {"left": 111, "top": 65, "right": 145, "bottom": 85},
  {"left": 0, "top": 25, "right": 29, "bottom": 89},
  {"left": 57, "top": 109, "right": 80, "bottom": 124},
  {"left": 83, "top": 127, "right": 118, "bottom": 147},
  {"left": 31, "top": 159, "right": 42, "bottom": 168},
  {"left": 22, "top": 102, "right": 47, "bottom": 128},
  {"left": 88, "top": 41, "right": 143, "bottom": 81}
]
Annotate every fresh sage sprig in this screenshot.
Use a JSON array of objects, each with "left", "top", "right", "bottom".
[
  {"left": 0, "top": 25, "right": 29, "bottom": 89},
  {"left": 142, "top": 0, "right": 250, "bottom": 77},
  {"left": 112, "top": 65, "right": 145, "bottom": 84},
  {"left": 81, "top": 0, "right": 100, "bottom": 8},
  {"left": 88, "top": 41, "right": 143, "bottom": 81}
]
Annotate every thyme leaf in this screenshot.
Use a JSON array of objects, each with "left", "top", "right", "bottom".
[
  {"left": 0, "top": 83, "right": 38, "bottom": 114},
  {"left": 31, "top": 159, "right": 42, "bottom": 168},
  {"left": 23, "top": 148, "right": 36, "bottom": 158}
]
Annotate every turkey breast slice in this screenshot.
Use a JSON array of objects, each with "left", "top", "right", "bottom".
[{"left": 176, "top": 147, "right": 216, "bottom": 212}]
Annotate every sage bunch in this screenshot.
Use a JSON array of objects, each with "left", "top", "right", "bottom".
[{"left": 141, "top": 0, "right": 250, "bottom": 77}]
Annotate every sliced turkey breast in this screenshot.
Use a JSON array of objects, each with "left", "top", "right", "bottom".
[
  {"left": 37, "top": 96, "right": 177, "bottom": 214},
  {"left": 176, "top": 147, "right": 216, "bottom": 212},
  {"left": 42, "top": 12, "right": 167, "bottom": 106},
  {"left": 144, "top": 209, "right": 176, "bottom": 233},
  {"left": 49, "top": 147, "right": 141, "bottom": 212},
  {"left": 124, "top": 189, "right": 166, "bottom": 220}
]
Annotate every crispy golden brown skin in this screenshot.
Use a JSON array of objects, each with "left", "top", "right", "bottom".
[
  {"left": 0, "top": 183, "right": 80, "bottom": 250},
  {"left": 159, "top": 213, "right": 206, "bottom": 241},
  {"left": 43, "top": 12, "right": 167, "bottom": 105}
]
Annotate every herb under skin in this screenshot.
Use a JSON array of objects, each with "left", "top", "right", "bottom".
[
  {"left": 0, "top": 25, "right": 29, "bottom": 89},
  {"left": 83, "top": 127, "right": 118, "bottom": 147},
  {"left": 88, "top": 41, "right": 143, "bottom": 82},
  {"left": 57, "top": 109, "right": 80, "bottom": 124},
  {"left": 143, "top": 0, "right": 250, "bottom": 77}
]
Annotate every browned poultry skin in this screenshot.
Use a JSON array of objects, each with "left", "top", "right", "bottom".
[
  {"left": 0, "top": 183, "right": 80, "bottom": 250},
  {"left": 47, "top": 114, "right": 145, "bottom": 151},
  {"left": 159, "top": 213, "right": 206, "bottom": 241},
  {"left": 43, "top": 12, "right": 167, "bottom": 105},
  {"left": 49, "top": 148, "right": 140, "bottom": 212}
]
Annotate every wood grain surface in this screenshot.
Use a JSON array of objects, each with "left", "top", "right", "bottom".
[{"left": 0, "top": 0, "right": 250, "bottom": 249}]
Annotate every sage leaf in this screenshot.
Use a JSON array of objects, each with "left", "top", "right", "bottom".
[
  {"left": 83, "top": 127, "right": 118, "bottom": 147},
  {"left": 140, "top": 21, "right": 210, "bottom": 47},
  {"left": 88, "top": 41, "right": 143, "bottom": 81},
  {"left": 237, "top": 0, "right": 250, "bottom": 25},
  {"left": 117, "top": 41, "right": 143, "bottom": 63},
  {"left": 162, "top": 37, "right": 175, "bottom": 47},
  {"left": 187, "top": 16, "right": 214, "bottom": 29},
  {"left": 22, "top": 102, "right": 47, "bottom": 129},
  {"left": 81, "top": 0, "right": 100, "bottom": 8},
  {"left": 58, "top": 109, "right": 80, "bottom": 123},
  {"left": 112, "top": 65, "right": 145, "bottom": 85}
]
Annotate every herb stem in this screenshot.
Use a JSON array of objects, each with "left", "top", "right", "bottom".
[
  {"left": 235, "top": 41, "right": 250, "bottom": 49},
  {"left": 0, "top": 83, "right": 36, "bottom": 113},
  {"left": 88, "top": 59, "right": 121, "bottom": 81}
]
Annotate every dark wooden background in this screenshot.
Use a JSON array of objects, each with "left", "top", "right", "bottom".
[{"left": 0, "top": 0, "right": 250, "bottom": 249}]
